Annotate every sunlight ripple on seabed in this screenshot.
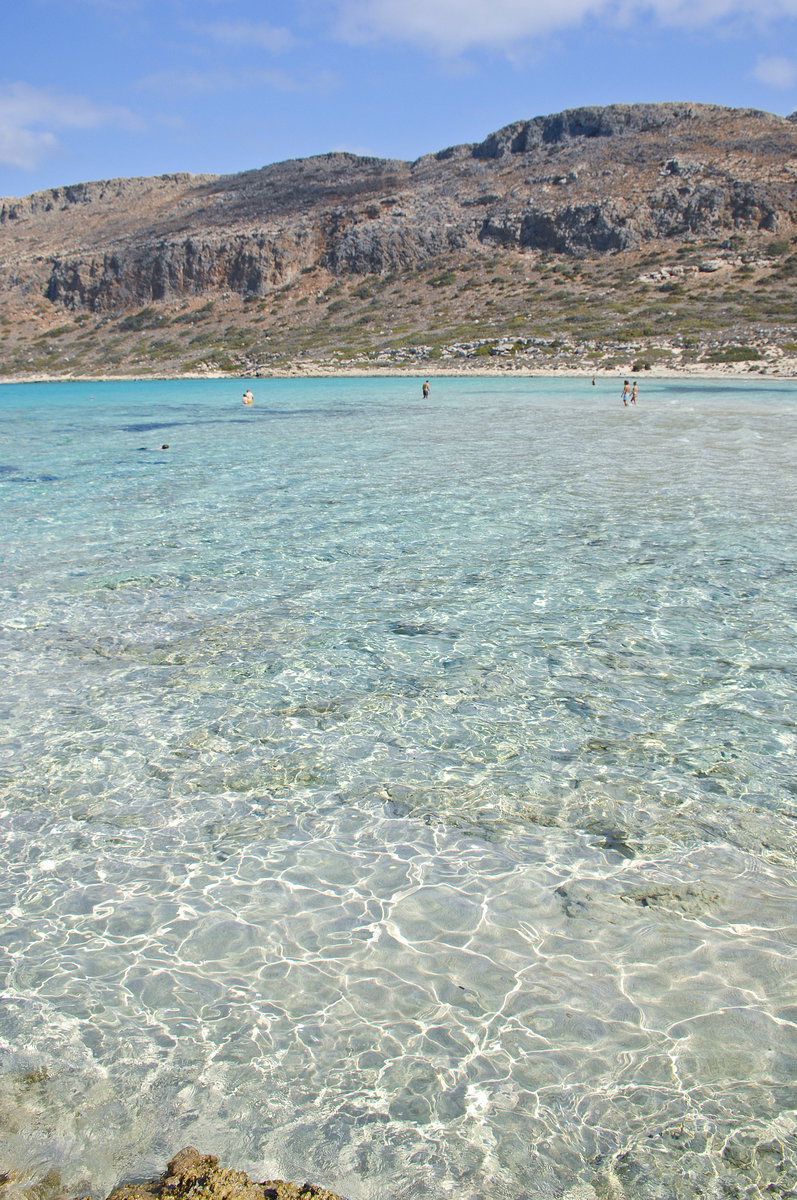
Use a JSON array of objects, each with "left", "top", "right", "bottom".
[{"left": 0, "top": 376, "right": 796, "bottom": 1200}]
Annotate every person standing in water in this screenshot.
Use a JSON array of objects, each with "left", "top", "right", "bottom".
[
  {"left": 631, "top": 381, "right": 638, "bottom": 405},
  {"left": 621, "top": 380, "right": 630, "bottom": 407},
  {"left": 422, "top": 380, "right": 430, "bottom": 399},
  {"left": 242, "top": 388, "right": 254, "bottom": 405}
]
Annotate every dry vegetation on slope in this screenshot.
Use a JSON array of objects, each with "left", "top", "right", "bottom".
[{"left": 1, "top": 103, "right": 796, "bottom": 378}]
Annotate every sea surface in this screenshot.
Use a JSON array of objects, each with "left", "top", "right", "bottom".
[{"left": 1, "top": 376, "right": 796, "bottom": 1200}]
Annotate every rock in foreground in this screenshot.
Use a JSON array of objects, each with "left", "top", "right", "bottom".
[{"left": 105, "top": 1148, "right": 347, "bottom": 1200}]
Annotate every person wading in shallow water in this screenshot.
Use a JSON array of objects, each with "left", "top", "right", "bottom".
[
  {"left": 621, "top": 380, "right": 630, "bottom": 407},
  {"left": 422, "top": 380, "right": 430, "bottom": 399},
  {"left": 631, "top": 381, "right": 638, "bottom": 405}
]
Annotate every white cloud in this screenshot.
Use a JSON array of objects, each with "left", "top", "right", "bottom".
[
  {"left": 136, "top": 66, "right": 303, "bottom": 97},
  {"left": 333, "top": 0, "right": 797, "bottom": 54},
  {"left": 0, "top": 82, "right": 141, "bottom": 170},
  {"left": 752, "top": 53, "right": 797, "bottom": 87},
  {"left": 0, "top": 127, "right": 59, "bottom": 172},
  {"left": 198, "top": 20, "right": 298, "bottom": 53}
]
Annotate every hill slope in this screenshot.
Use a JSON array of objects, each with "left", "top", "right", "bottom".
[{"left": 1, "top": 102, "right": 796, "bottom": 378}]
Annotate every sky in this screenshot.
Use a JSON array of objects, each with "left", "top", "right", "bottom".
[{"left": 2, "top": 0, "right": 797, "bottom": 198}]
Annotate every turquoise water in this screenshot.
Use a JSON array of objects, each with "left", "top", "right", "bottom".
[{"left": 1, "top": 376, "right": 796, "bottom": 1199}]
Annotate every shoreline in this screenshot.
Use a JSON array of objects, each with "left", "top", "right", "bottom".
[{"left": 1, "top": 362, "right": 796, "bottom": 386}]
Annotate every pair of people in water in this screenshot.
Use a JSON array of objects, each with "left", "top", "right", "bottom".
[
  {"left": 621, "top": 380, "right": 638, "bottom": 406},
  {"left": 242, "top": 389, "right": 254, "bottom": 405}
]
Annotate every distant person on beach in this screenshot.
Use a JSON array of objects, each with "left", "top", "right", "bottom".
[
  {"left": 422, "top": 380, "right": 430, "bottom": 399},
  {"left": 631, "top": 381, "right": 638, "bottom": 405},
  {"left": 621, "top": 380, "right": 630, "bottom": 407},
  {"left": 242, "top": 388, "right": 254, "bottom": 405}
]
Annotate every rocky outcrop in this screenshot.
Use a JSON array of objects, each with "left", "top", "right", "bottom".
[
  {"left": 322, "top": 208, "right": 468, "bottom": 274},
  {"left": 44, "top": 227, "right": 323, "bottom": 311},
  {"left": 479, "top": 202, "right": 635, "bottom": 252},
  {"left": 104, "top": 1147, "right": 346, "bottom": 1200},
  {"left": 643, "top": 179, "right": 784, "bottom": 239},
  {"left": 1, "top": 102, "right": 796, "bottom": 313},
  {"left": 470, "top": 101, "right": 726, "bottom": 158},
  {"left": 0, "top": 175, "right": 212, "bottom": 226}
]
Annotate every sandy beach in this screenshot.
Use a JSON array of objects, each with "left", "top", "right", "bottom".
[{"left": 2, "top": 360, "right": 796, "bottom": 386}]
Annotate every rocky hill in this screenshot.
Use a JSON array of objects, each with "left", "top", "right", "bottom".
[{"left": 1, "top": 102, "right": 796, "bottom": 377}]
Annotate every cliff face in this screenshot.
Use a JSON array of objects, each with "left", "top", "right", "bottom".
[{"left": 2, "top": 103, "right": 796, "bottom": 315}]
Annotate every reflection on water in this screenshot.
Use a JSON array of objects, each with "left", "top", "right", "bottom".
[{"left": 0, "top": 377, "right": 796, "bottom": 1200}]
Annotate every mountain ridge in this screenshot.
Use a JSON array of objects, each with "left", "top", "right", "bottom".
[{"left": 1, "top": 101, "right": 796, "bottom": 378}]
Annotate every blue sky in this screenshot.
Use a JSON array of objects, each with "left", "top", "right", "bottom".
[{"left": 2, "top": 0, "right": 797, "bottom": 198}]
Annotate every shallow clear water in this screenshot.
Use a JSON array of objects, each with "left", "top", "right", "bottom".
[{"left": 1, "top": 376, "right": 796, "bottom": 1200}]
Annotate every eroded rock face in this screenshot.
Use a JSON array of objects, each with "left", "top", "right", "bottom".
[
  {"left": 470, "top": 101, "right": 724, "bottom": 158},
  {"left": 43, "top": 228, "right": 322, "bottom": 311},
  {"left": 1, "top": 102, "right": 796, "bottom": 313},
  {"left": 104, "top": 1147, "right": 347, "bottom": 1200}
]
